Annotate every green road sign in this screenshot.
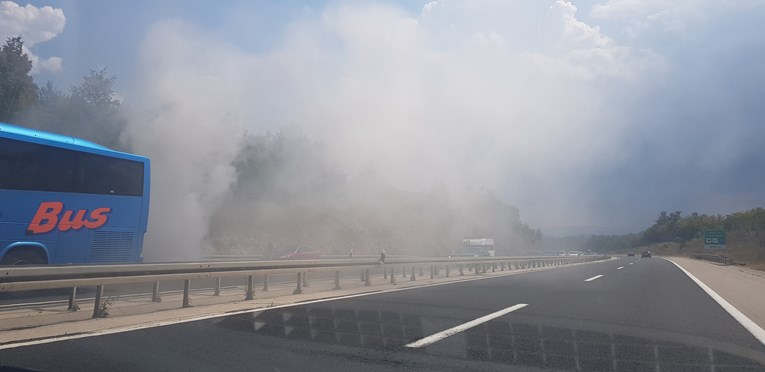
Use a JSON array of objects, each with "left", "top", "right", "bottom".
[{"left": 704, "top": 230, "right": 726, "bottom": 249}]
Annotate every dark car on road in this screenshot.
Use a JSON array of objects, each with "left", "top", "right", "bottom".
[
  {"left": 641, "top": 251, "right": 652, "bottom": 258},
  {"left": 627, "top": 252, "right": 635, "bottom": 257}
]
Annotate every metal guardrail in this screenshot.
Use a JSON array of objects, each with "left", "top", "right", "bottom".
[
  {"left": 0, "top": 255, "right": 607, "bottom": 318},
  {"left": 202, "top": 254, "right": 415, "bottom": 261},
  {"left": 690, "top": 254, "right": 743, "bottom": 265}
]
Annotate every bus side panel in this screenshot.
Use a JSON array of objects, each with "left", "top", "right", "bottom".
[
  {"left": 0, "top": 225, "right": 57, "bottom": 260},
  {"left": 0, "top": 190, "right": 144, "bottom": 264}
]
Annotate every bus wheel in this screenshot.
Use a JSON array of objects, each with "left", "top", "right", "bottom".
[{"left": 0, "top": 250, "right": 45, "bottom": 266}]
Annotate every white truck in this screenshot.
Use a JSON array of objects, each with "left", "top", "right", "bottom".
[{"left": 451, "top": 238, "right": 496, "bottom": 257}]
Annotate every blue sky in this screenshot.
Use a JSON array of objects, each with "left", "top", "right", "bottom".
[{"left": 4, "top": 0, "right": 765, "bottom": 236}]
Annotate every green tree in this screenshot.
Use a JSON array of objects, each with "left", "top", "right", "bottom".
[
  {"left": 70, "top": 68, "right": 120, "bottom": 111},
  {"left": 0, "top": 36, "right": 38, "bottom": 122}
]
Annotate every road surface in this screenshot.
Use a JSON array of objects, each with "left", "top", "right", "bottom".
[{"left": 1, "top": 257, "right": 763, "bottom": 371}]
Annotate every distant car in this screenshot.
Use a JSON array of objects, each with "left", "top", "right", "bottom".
[
  {"left": 627, "top": 252, "right": 635, "bottom": 257},
  {"left": 568, "top": 251, "right": 581, "bottom": 256},
  {"left": 641, "top": 251, "right": 652, "bottom": 258},
  {"left": 557, "top": 251, "right": 567, "bottom": 256},
  {"left": 278, "top": 247, "right": 321, "bottom": 260}
]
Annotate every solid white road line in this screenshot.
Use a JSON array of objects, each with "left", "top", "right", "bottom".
[
  {"left": 584, "top": 275, "right": 604, "bottom": 282},
  {"left": 616, "top": 266, "right": 624, "bottom": 270},
  {"left": 663, "top": 258, "right": 765, "bottom": 347},
  {"left": 405, "top": 304, "right": 528, "bottom": 348}
]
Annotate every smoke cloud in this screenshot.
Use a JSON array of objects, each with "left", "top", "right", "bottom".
[{"left": 123, "top": 0, "right": 765, "bottom": 259}]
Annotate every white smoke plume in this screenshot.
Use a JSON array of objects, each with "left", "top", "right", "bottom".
[{"left": 124, "top": 0, "right": 765, "bottom": 258}]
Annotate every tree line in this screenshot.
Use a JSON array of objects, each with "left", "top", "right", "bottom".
[
  {"left": 208, "top": 131, "right": 544, "bottom": 257},
  {"left": 552, "top": 208, "right": 765, "bottom": 253},
  {"left": 1, "top": 37, "right": 127, "bottom": 150}
]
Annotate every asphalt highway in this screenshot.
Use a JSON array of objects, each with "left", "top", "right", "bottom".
[{"left": 1, "top": 257, "right": 764, "bottom": 371}]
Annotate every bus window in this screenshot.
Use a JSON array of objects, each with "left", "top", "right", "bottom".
[
  {"left": 78, "top": 152, "right": 144, "bottom": 196},
  {"left": 0, "top": 137, "right": 143, "bottom": 196}
]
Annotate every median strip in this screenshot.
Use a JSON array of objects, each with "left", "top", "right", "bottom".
[
  {"left": 584, "top": 275, "right": 603, "bottom": 282},
  {"left": 405, "top": 303, "right": 528, "bottom": 348}
]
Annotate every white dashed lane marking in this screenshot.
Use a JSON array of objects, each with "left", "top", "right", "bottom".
[
  {"left": 585, "top": 275, "right": 604, "bottom": 282},
  {"left": 405, "top": 304, "right": 528, "bottom": 348}
]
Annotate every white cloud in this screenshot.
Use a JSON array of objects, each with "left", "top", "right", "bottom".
[
  {"left": 0, "top": 1, "right": 66, "bottom": 73},
  {"left": 590, "top": 0, "right": 765, "bottom": 36}
]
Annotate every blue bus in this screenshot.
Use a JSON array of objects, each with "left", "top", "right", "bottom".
[{"left": 0, "top": 122, "right": 150, "bottom": 265}]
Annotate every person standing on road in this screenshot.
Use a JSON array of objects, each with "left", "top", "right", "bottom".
[{"left": 379, "top": 249, "right": 386, "bottom": 264}]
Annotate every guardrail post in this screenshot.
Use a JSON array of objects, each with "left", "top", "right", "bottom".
[
  {"left": 68, "top": 287, "right": 78, "bottom": 311},
  {"left": 92, "top": 285, "right": 104, "bottom": 318},
  {"left": 153, "top": 281, "right": 162, "bottom": 301},
  {"left": 384, "top": 267, "right": 388, "bottom": 279},
  {"left": 262, "top": 274, "right": 269, "bottom": 292},
  {"left": 402, "top": 267, "right": 407, "bottom": 278},
  {"left": 419, "top": 266, "right": 423, "bottom": 276},
  {"left": 446, "top": 264, "right": 450, "bottom": 277},
  {"left": 182, "top": 280, "right": 191, "bottom": 308},
  {"left": 303, "top": 272, "right": 310, "bottom": 287},
  {"left": 390, "top": 267, "right": 396, "bottom": 284},
  {"left": 361, "top": 270, "right": 365, "bottom": 281},
  {"left": 333, "top": 271, "right": 342, "bottom": 290},
  {"left": 365, "top": 269, "right": 372, "bottom": 286},
  {"left": 294, "top": 273, "right": 304, "bottom": 294},
  {"left": 492, "top": 262, "right": 496, "bottom": 272},
  {"left": 410, "top": 266, "right": 416, "bottom": 281},
  {"left": 459, "top": 264, "right": 464, "bottom": 276},
  {"left": 430, "top": 265, "right": 434, "bottom": 279},
  {"left": 246, "top": 275, "right": 255, "bottom": 300}
]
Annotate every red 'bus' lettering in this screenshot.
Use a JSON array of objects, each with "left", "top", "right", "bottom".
[
  {"left": 27, "top": 201, "right": 63, "bottom": 234},
  {"left": 84, "top": 208, "right": 111, "bottom": 229},
  {"left": 27, "top": 202, "right": 111, "bottom": 234},
  {"left": 59, "top": 210, "right": 87, "bottom": 232}
]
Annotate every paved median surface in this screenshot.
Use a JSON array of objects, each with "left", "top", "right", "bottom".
[{"left": 665, "top": 256, "right": 765, "bottom": 331}]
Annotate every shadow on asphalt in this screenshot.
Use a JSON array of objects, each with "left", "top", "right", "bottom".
[{"left": 213, "top": 304, "right": 765, "bottom": 371}]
